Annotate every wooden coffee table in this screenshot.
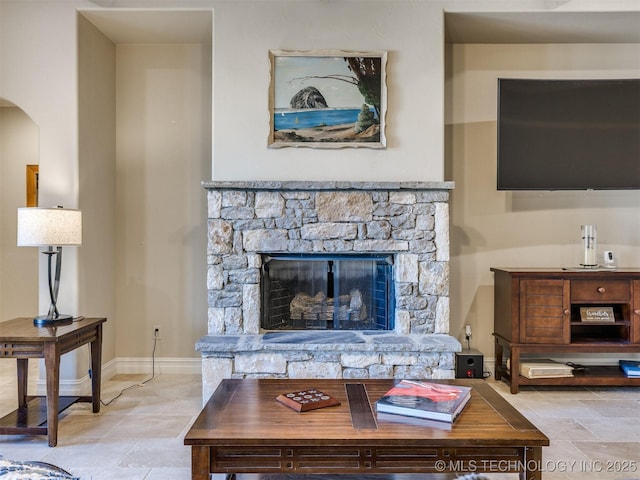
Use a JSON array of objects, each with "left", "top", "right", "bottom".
[{"left": 185, "top": 378, "right": 549, "bottom": 480}]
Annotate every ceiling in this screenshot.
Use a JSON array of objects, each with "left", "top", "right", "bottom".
[
  {"left": 445, "top": 11, "right": 640, "bottom": 44},
  {"left": 79, "top": 9, "right": 639, "bottom": 46},
  {"left": 79, "top": 9, "right": 212, "bottom": 44}
]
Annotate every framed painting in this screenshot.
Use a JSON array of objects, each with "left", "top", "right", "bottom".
[
  {"left": 26, "top": 164, "right": 38, "bottom": 207},
  {"left": 268, "top": 50, "right": 387, "bottom": 149}
]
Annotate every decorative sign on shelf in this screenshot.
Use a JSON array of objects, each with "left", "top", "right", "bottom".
[{"left": 580, "top": 307, "right": 615, "bottom": 322}]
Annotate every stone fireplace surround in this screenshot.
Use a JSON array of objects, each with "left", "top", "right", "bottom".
[{"left": 197, "top": 181, "right": 460, "bottom": 401}]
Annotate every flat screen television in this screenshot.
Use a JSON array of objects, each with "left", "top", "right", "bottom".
[{"left": 497, "top": 78, "right": 640, "bottom": 190}]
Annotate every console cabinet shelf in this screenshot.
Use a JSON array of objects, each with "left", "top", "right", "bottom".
[{"left": 491, "top": 268, "right": 640, "bottom": 393}]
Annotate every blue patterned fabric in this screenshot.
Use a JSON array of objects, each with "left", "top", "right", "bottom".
[{"left": 0, "top": 456, "right": 79, "bottom": 480}]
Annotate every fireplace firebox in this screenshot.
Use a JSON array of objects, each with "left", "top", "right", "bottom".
[{"left": 261, "top": 254, "right": 394, "bottom": 331}]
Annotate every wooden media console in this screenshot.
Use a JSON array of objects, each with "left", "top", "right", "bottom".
[{"left": 492, "top": 268, "right": 640, "bottom": 394}]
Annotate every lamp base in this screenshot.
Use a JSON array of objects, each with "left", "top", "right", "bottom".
[{"left": 33, "top": 314, "right": 74, "bottom": 327}]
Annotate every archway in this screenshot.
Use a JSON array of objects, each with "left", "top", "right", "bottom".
[{"left": 0, "top": 99, "right": 40, "bottom": 319}]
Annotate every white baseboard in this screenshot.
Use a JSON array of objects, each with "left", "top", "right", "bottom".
[
  {"left": 39, "top": 357, "right": 201, "bottom": 396},
  {"left": 485, "top": 358, "right": 495, "bottom": 377}
]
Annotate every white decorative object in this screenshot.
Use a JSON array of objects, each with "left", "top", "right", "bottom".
[{"left": 581, "top": 224, "right": 597, "bottom": 267}]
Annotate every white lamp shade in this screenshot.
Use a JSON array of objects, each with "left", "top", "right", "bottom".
[{"left": 17, "top": 207, "right": 82, "bottom": 247}]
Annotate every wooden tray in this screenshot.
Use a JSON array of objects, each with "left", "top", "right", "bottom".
[{"left": 276, "top": 387, "right": 341, "bottom": 412}]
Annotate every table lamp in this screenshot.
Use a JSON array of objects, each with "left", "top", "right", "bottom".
[{"left": 17, "top": 206, "right": 82, "bottom": 326}]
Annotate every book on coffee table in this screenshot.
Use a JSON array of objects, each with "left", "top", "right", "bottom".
[
  {"left": 376, "top": 411, "right": 453, "bottom": 430},
  {"left": 276, "top": 388, "right": 341, "bottom": 412},
  {"left": 375, "top": 380, "right": 471, "bottom": 423}
]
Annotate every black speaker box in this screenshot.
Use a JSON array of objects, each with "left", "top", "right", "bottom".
[{"left": 455, "top": 349, "right": 484, "bottom": 379}]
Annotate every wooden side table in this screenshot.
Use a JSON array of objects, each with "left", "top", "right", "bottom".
[{"left": 0, "top": 316, "right": 106, "bottom": 446}]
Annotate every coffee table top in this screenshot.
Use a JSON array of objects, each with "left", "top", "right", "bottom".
[{"left": 185, "top": 378, "right": 549, "bottom": 448}]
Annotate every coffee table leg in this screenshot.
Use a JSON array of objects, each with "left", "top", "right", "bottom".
[
  {"left": 191, "top": 446, "right": 211, "bottom": 480},
  {"left": 521, "top": 446, "right": 542, "bottom": 480}
]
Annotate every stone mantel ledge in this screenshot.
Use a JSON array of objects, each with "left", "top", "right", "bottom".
[
  {"left": 196, "top": 331, "right": 462, "bottom": 354},
  {"left": 202, "top": 180, "right": 455, "bottom": 191}
]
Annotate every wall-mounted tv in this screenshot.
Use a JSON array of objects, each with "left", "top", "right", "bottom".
[{"left": 497, "top": 78, "right": 640, "bottom": 190}]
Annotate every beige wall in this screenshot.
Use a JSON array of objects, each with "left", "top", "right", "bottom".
[
  {"left": 1, "top": 0, "right": 639, "bottom": 378},
  {"left": 1, "top": 0, "right": 81, "bottom": 341},
  {"left": 446, "top": 43, "right": 640, "bottom": 359},
  {"left": 0, "top": 107, "right": 39, "bottom": 320},
  {"left": 78, "top": 14, "right": 117, "bottom": 364},
  {"left": 114, "top": 43, "right": 210, "bottom": 360},
  {"left": 209, "top": 1, "right": 445, "bottom": 182}
]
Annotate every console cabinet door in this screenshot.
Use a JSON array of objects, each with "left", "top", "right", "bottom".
[
  {"left": 519, "top": 279, "right": 569, "bottom": 344},
  {"left": 633, "top": 280, "right": 640, "bottom": 344}
]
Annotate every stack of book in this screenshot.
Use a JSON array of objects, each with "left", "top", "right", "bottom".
[
  {"left": 619, "top": 360, "right": 640, "bottom": 378},
  {"left": 514, "top": 359, "right": 574, "bottom": 379},
  {"left": 375, "top": 380, "right": 471, "bottom": 426}
]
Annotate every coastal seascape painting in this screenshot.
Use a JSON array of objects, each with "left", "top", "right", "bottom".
[{"left": 268, "top": 50, "right": 387, "bottom": 148}]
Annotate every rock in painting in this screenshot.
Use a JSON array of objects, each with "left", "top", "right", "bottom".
[
  {"left": 290, "top": 86, "right": 328, "bottom": 109},
  {"left": 354, "top": 103, "right": 377, "bottom": 133}
]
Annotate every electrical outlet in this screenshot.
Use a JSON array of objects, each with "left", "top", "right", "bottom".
[{"left": 153, "top": 325, "right": 161, "bottom": 339}]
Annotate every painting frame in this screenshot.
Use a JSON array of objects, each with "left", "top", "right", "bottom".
[
  {"left": 26, "top": 164, "right": 39, "bottom": 207},
  {"left": 268, "top": 50, "right": 387, "bottom": 149}
]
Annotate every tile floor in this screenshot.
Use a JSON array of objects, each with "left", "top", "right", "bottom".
[
  {"left": 0, "top": 360, "right": 201, "bottom": 479},
  {"left": 1, "top": 360, "right": 639, "bottom": 480}
]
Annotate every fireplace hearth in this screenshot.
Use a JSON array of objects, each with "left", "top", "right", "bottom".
[{"left": 197, "top": 181, "right": 459, "bottom": 402}]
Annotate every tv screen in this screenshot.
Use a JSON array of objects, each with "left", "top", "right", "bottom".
[{"left": 497, "top": 78, "right": 640, "bottom": 190}]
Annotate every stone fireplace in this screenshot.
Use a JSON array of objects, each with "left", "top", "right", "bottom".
[{"left": 197, "top": 181, "right": 459, "bottom": 401}]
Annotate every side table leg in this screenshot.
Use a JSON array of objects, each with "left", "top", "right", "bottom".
[
  {"left": 90, "top": 324, "right": 103, "bottom": 413},
  {"left": 43, "top": 343, "right": 61, "bottom": 447},
  {"left": 16, "top": 359, "right": 28, "bottom": 408}
]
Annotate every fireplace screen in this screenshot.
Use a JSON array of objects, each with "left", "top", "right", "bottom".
[{"left": 261, "top": 254, "right": 394, "bottom": 330}]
